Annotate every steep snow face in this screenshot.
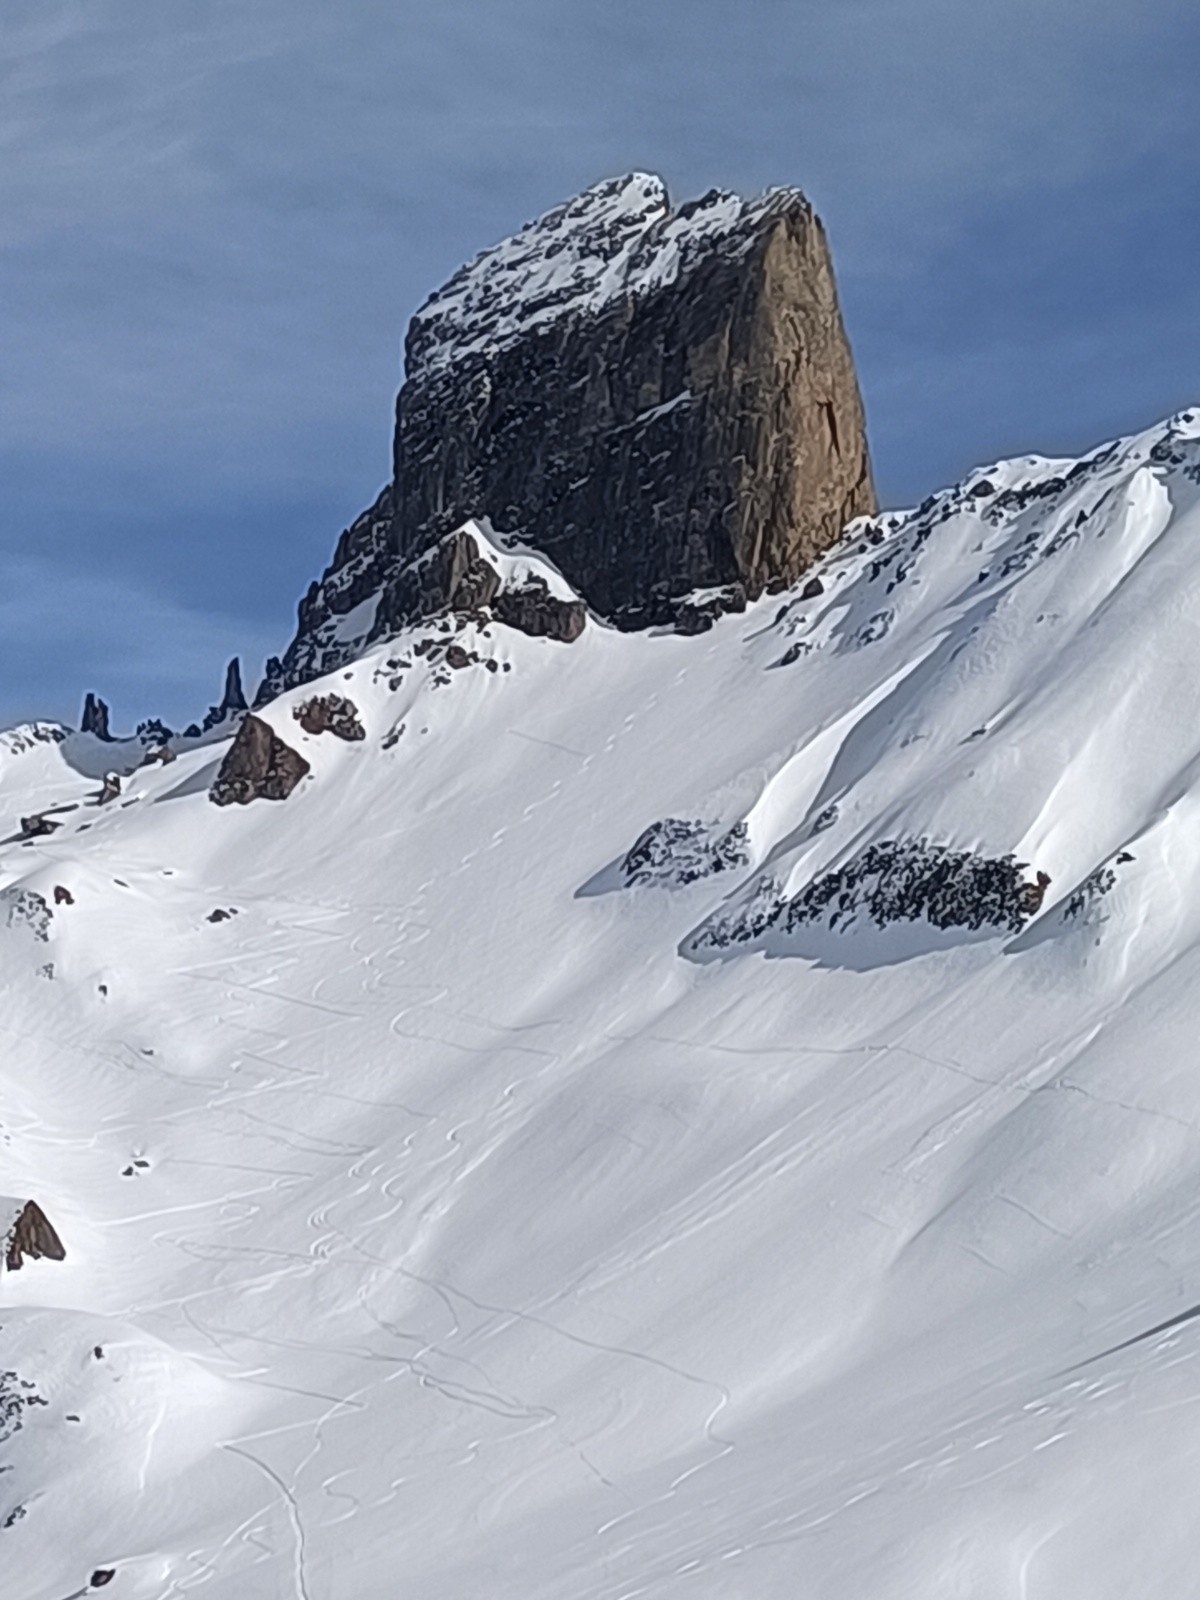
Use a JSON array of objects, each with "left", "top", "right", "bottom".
[
  {"left": 4, "top": 410, "right": 1200, "bottom": 1598},
  {"left": 405, "top": 172, "right": 805, "bottom": 380}
]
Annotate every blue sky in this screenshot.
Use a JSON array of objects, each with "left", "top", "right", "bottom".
[{"left": 3, "top": 0, "right": 1198, "bottom": 728}]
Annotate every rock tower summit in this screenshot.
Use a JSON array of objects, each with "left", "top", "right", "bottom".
[{"left": 270, "top": 173, "right": 875, "bottom": 687}]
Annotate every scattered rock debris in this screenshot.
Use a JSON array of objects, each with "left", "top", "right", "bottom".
[{"left": 0, "top": 1368, "right": 48, "bottom": 1446}]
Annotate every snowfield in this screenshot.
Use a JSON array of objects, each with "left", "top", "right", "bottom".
[{"left": 4, "top": 408, "right": 1200, "bottom": 1597}]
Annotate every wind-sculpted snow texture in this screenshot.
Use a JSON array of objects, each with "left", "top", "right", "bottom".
[{"left": 6, "top": 410, "right": 1200, "bottom": 1599}]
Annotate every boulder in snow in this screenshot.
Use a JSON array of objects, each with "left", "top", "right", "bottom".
[
  {"left": 1, "top": 1199, "right": 66, "bottom": 1272},
  {"left": 209, "top": 714, "right": 310, "bottom": 806},
  {"left": 294, "top": 694, "right": 366, "bottom": 741}
]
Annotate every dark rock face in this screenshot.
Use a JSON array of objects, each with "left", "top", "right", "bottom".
[
  {"left": 385, "top": 176, "right": 873, "bottom": 633},
  {"left": 265, "top": 173, "right": 874, "bottom": 695},
  {"left": 387, "top": 526, "right": 502, "bottom": 626},
  {"left": 257, "top": 487, "right": 394, "bottom": 703},
  {"left": 209, "top": 715, "right": 310, "bottom": 806},
  {"left": 294, "top": 694, "right": 366, "bottom": 741},
  {"left": 492, "top": 579, "right": 587, "bottom": 643},
  {"left": 80, "top": 693, "right": 111, "bottom": 740},
  {"left": 2, "top": 1199, "right": 66, "bottom": 1272}
]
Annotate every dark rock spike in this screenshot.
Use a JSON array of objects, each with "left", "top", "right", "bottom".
[
  {"left": 222, "top": 658, "right": 247, "bottom": 714},
  {"left": 202, "top": 656, "right": 250, "bottom": 733},
  {"left": 80, "top": 693, "right": 111, "bottom": 741}
]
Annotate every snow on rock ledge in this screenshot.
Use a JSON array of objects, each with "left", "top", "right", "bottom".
[{"left": 405, "top": 174, "right": 803, "bottom": 382}]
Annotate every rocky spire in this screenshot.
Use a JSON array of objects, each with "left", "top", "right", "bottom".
[
  {"left": 221, "top": 657, "right": 247, "bottom": 715},
  {"left": 80, "top": 692, "right": 112, "bottom": 741},
  {"left": 202, "top": 657, "right": 248, "bottom": 732}
]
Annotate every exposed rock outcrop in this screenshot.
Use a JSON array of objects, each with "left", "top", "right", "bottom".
[
  {"left": 80, "top": 693, "right": 111, "bottom": 740},
  {"left": 265, "top": 173, "right": 874, "bottom": 694},
  {"left": 257, "top": 486, "right": 395, "bottom": 702},
  {"left": 0, "top": 723, "right": 68, "bottom": 756},
  {"left": 294, "top": 694, "right": 366, "bottom": 741},
  {"left": 1, "top": 1198, "right": 66, "bottom": 1271},
  {"left": 386, "top": 526, "right": 502, "bottom": 627},
  {"left": 492, "top": 579, "right": 587, "bottom": 643},
  {"left": 209, "top": 715, "right": 310, "bottom": 806},
  {"left": 691, "top": 839, "right": 1051, "bottom": 953},
  {"left": 136, "top": 716, "right": 175, "bottom": 749}
]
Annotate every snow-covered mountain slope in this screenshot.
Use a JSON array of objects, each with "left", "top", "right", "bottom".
[{"left": 4, "top": 408, "right": 1200, "bottom": 1599}]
